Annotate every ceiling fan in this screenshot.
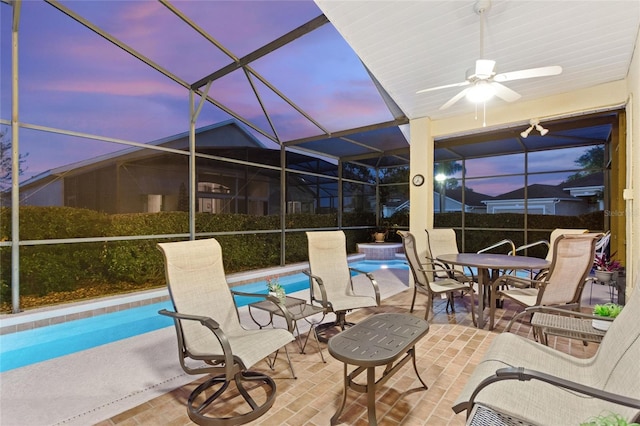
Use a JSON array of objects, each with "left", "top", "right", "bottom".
[{"left": 416, "top": 0, "right": 562, "bottom": 111}]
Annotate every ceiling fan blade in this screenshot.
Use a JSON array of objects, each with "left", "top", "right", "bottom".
[
  {"left": 475, "top": 59, "right": 496, "bottom": 78},
  {"left": 491, "top": 82, "right": 521, "bottom": 102},
  {"left": 494, "top": 65, "right": 562, "bottom": 82},
  {"left": 440, "top": 87, "right": 470, "bottom": 110},
  {"left": 416, "top": 80, "right": 469, "bottom": 94}
]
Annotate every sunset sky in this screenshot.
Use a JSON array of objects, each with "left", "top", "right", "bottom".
[{"left": 0, "top": 0, "right": 596, "bottom": 196}]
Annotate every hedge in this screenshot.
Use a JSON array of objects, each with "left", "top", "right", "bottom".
[{"left": 0, "top": 206, "right": 604, "bottom": 311}]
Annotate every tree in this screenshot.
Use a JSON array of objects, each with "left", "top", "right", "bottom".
[
  {"left": 0, "top": 130, "right": 29, "bottom": 192},
  {"left": 566, "top": 146, "right": 604, "bottom": 181},
  {"left": 435, "top": 161, "right": 463, "bottom": 190}
]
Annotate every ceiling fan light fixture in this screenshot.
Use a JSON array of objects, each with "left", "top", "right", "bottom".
[{"left": 465, "top": 81, "right": 495, "bottom": 103}]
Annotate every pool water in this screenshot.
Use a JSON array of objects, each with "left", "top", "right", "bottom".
[{"left": 0, "top": 260, "right": 408, "bottom": 372}]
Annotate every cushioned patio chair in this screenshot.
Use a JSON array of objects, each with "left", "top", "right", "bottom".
[
  {"left": 158, "top": 238, "right": 295, "bottom": 425},
  {"left": 304, "top": 230, "right": 380, "bottom": 340},
  {"left": 489, "top": 233, "right": 600, "bottom": 330},
  {"left": 452, "top": 284, "right": 640, "bottom": 425},
  {"left": 398, "top": 230, "right": 476, "bottom": 324}
]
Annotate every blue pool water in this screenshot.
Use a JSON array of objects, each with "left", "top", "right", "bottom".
[{"left": 0, "top": 260, "right": 407, "bottom": 372}]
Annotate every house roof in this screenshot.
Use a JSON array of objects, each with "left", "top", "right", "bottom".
[
  {"left": 444, "top": 187, "right": 493, "bottom": 207},
  {"left": 490, "top": 184, "right": 577, "bottom": 201},
  {"left": 19, "top": 120, "right": 273, "bottom": 187},
  {"left": 562, "top": 171, "right": 605, "bottom": 189}
]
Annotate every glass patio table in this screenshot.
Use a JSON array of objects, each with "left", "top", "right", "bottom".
[{"left": 436, "top": 253, "right": 550, "bottom": 329}]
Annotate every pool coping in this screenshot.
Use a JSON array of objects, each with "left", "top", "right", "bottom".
[{"left": 0, "top": 255, "right": 368, "bottom": 335}]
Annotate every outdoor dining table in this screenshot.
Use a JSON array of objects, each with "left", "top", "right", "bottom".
[{"left": 436, "top": 253, "right": 551, "bottom": 330}]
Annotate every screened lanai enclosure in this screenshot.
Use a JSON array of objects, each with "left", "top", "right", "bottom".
[{"left": 0, "top": 0, "right": 627, "bottom": 313}]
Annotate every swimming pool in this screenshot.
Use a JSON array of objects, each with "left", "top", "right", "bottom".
[{"left": 0, "top": 260, "right": 408, "bottom": 372}]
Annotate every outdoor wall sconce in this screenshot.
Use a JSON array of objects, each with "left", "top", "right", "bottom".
[{"left": 520, "top": 118, "right": 549, "bottom": 138}]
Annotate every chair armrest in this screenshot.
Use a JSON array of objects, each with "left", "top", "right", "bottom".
[
  {"left": 425, "top": 257, "right": 476, "bottom": 283},
  {"left": 477, "top": 239, "right": 516, "bottom": 255},
  {"left": 349, "top": 267, "right": 381, "bottom": 305},
  {"left": 302, "top": 269, "right": 330, "bottom": 310},
  {"left": 514, "top": 239, "right": 550, "bottom": 255},
  {"left": 159, "top": 308, "right": 221, "bottom": 329},
  {"left": 455, "top": 367, "right": 640, "bottom": 418},
  {"left": 230, "top": 290, "right": 295, "bottom": 332},
  {"left": 159, "top": 308, "right": 235, "bottom": 379}
]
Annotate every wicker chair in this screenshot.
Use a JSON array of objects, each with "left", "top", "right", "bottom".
[
  {"left": 158, "top": 238, "right": 295, "bottom": 425},
  {"left": 488, "top": 233, "right": 600, "bottom": 330},
  {"left": 398, "top": 230, "right": 475, "bottom": 324},
  {"left": 453, "top": 283, "right": 640, "bottom": 425},
  {"left": 304, "top": 230, "right": 380, "bottom": 340}
]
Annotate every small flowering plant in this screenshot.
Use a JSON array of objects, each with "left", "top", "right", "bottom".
[
  {"left": 266, "top": 276, "right": 286, "bottom": 302},
  {"left": 594, "top": 252, "right": 621, "bottom": 272}
]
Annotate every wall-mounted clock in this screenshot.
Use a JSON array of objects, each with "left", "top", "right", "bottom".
[{"left": 412, "top": 174, "right": 425, "bottom": 187}]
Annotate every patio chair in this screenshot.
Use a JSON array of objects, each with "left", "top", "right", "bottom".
[
  {"left": 157, "top": 238, "right": 296, "bottom": 425},
  {"left": 513, "top": 228, "right": 588, "bottom": 280},
  {"left": 452, "top": 284, "right": 640, "bottom": 425},
  {"left": 399, "top": 230, "right": 475, "bottom": 324},
  {"left": 489, "top": 233, "right": 600, "bottom": 330},
  {"left": 425, "top": 228, "right": 475, "bottom": 283},
  {"left": 304, "top": 230, "right": 380, "bottom": 340}
]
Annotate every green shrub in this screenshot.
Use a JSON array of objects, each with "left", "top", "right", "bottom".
[
  {"left": 0, "top": 206, "right": 608, "bottom": 312},
  {"left": 581, "top": 412, "right": 640, "bottom": 426}
]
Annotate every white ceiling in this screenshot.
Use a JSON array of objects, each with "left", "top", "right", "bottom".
[{"left": 315, "top": 0, "right": 640, "bottom": 121}]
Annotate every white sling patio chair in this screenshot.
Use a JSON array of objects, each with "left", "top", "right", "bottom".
[
  {"left": 304, "top": 230, "right": 380, "bottom": 340},
  {"left": 398, "top": 230, "right": 475, "bottom": 324},
  {"left": 158, "top": 238, "right": 295, "bottom": 425},
  {"left": 453, "top": 283, "right": 640, "bottom": 425},
  {"left": 514, "top": 228, "right": 588, "bottom": 280},
  {"left": 489, "top": 233, "right": 601, "bottom": 330}
]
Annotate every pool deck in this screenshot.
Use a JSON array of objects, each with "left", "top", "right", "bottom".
[{"left": 0, "top": 267, "right": 616, "bottom": 426}]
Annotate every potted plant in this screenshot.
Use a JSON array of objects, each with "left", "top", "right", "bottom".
[
  {"left": 266, "top": 276, "right": 286, "bottom": 303},
  {"left": 594, "top": 252, "right": 621, "bottom": 283},
  {"left": 581, "top": 412, "right": 640, "bottom": 426},
  {"left": 372, "top": 226, "right": 388, "bottom": 243},
  {"left": 592, "top": 303, "right": 623, "bottom": 331}
]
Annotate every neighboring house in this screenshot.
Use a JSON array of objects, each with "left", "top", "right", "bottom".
[
  {"left": 434, "top": 187, "right": 491, "bottom": 213},
  {"left": 561, "top": 172, "right": 605, "bottom": 211},
  {"left": 15, "top": 120, "right": 327, "bottom": 215},
  {"left": 483, "top": 173, "right": 604, "bottom": 215},
  {"left": 385, "top": 187, "right": 491, "bottom": 216}
]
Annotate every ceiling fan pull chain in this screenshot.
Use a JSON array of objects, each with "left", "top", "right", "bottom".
[{"left": 482, "top": 101, "right": 487, "bottom": 127}]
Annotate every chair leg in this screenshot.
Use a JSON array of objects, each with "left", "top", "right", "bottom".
[
  {"left": 265, "top": 347, "right": 296, "bottom": 379},
  {"left": 424, "top": 293, "right": 433, "bottom": 321},
  {"left": 446, "top": 292, "right": 456, "bottom": 313},
  {"left": 410, "top": 286, "right": 417, "bottom": 313},
  {"left": 467, "top": 288, "right": 477, "bottom": 327},
  {"left": 314, "top": 311, "right": 354, "bottom": 343},
  {"left": 187, "top": 370, "right": 276, "bottom": 425}
]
